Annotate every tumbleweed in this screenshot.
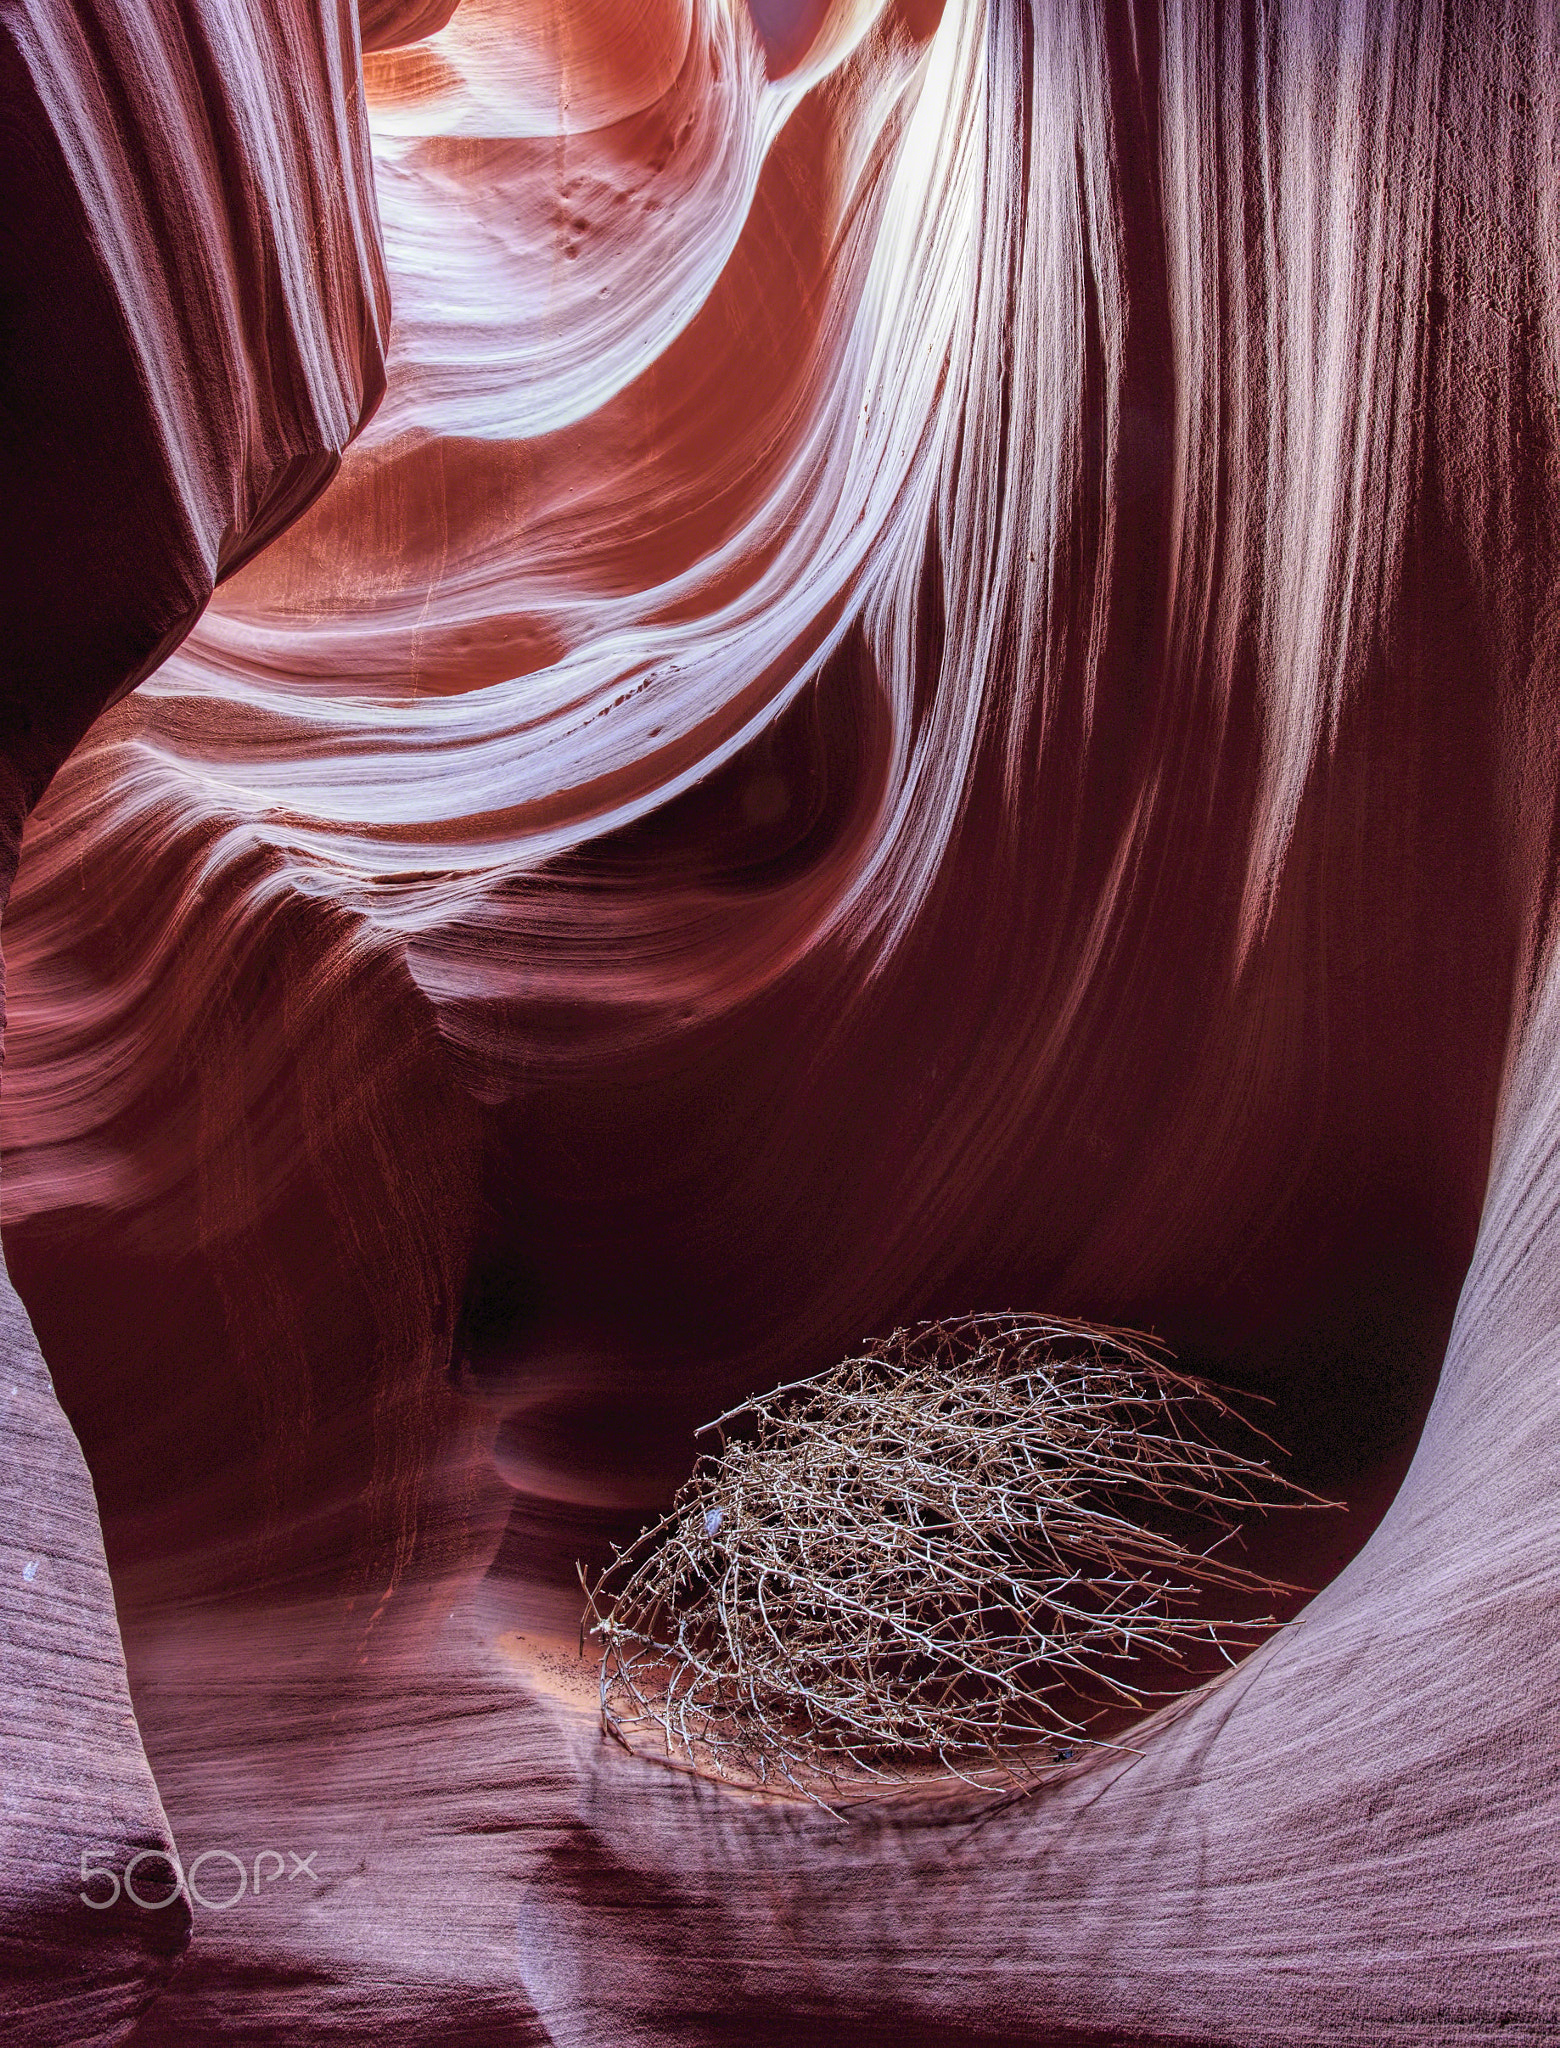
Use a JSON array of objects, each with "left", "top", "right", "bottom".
[{"left": 581, "top": 1313, "right": 1325, "bottom": 1801}]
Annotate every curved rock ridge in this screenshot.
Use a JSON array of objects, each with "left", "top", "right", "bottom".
[
  {"left": 0, "top": 1252, "right": 187, "bottom": 2044},
  {"left": 0, "top": 0, "right": 387, "bottom": 2037},
  {"left": 2, "top": 0, "right": 1559, "bottom": 2041},
  {"left": 0, "top": 0, "right": 389, "bottom": 801}
]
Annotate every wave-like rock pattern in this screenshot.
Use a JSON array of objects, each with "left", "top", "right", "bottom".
[
  {"left": 0, "top": 0, "right": 386, "bottom": 2036},
  {"left": 3, "top": 0, "right": 1560, "bottom": 2040}
]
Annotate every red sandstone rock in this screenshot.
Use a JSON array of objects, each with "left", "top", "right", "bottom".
[
  {"left": 0, "top": 0, "right": 384, "bottom": 2036},
  {"left": 3, "top": 1, "right": 1560, "bottom": 2042}
]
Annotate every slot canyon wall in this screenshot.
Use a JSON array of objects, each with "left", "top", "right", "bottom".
[{"left": 1, "top": 0, "right": 1558, "bottom": 2041}]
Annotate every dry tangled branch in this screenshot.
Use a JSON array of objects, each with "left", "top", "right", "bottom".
[{"left": 580, "top": 1314, "right": 1326, "bottom": 1802}]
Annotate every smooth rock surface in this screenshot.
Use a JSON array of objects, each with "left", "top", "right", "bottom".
[
  {"left": 2, "top": 1, "right": 1559, "bottom": 2042},
  {"left": 0, "top": 0, "right": 386, "bottom": 2036},
  {"left": 0, "top": 1252, "right": 186, "bottom": 2045}
]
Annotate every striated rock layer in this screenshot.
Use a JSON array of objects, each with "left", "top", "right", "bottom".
[
  {"left": 3, "top": 0, "right": 1560, "bottom": 2041},
  {"left": 0, "top": 0, "right": 386, "bottom": 2036}
]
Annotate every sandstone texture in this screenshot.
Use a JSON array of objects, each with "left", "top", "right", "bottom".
[{"left": 2, "top": 3, "right": 1558, "bottom": 2042}]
